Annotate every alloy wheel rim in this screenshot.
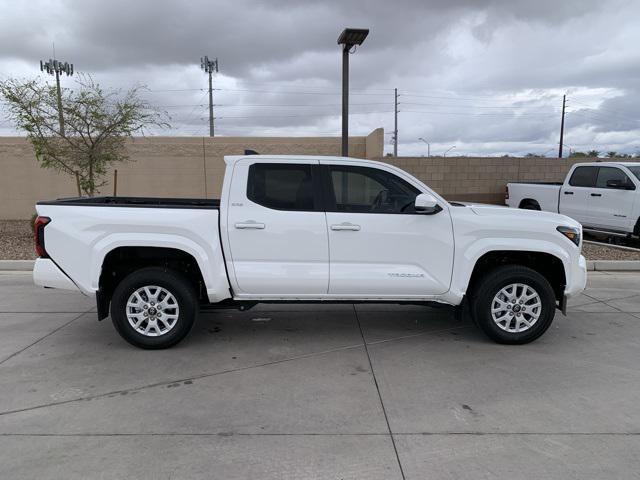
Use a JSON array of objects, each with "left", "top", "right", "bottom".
[
  {"left": 491, "top": 283, "right": 541, "bottom": 333},
  {"left": 126, "top": 285, "right": 180, "bottom": 337}
]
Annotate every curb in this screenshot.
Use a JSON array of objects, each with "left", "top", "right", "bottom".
[
  {"left": 0, "top": 260, "right": 35, "bottom": 271},
  {"left": 587, "top": 260, "right": 640, "bottom": 271}
]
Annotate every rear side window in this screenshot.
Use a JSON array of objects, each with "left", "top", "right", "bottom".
[
  {"left": 595, "top": 167, "right": 634, "bottom": 189},
  {"left": 247, "top": 163, "right": 317, "bottom": 211},
  {"left": 568, "top": 166, "right": 598, "bottom": 187}
]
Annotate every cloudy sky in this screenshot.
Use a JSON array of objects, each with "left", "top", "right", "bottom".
[{"left": 1, "top": 0, "right": 639, "bottom": 156}]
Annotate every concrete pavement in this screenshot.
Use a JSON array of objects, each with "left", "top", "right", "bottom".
[{"left": 0, "top": 271, "right": 639, "bottom": 479}]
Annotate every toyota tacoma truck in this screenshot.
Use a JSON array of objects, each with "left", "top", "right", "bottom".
[
  {"left": 33, "top": 155, "right": 587, "bottom": 349},
  {"left": 506, "top": 161, "right": 640, "bottom": 238}
]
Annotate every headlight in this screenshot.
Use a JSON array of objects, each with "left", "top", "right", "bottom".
[{"left": 557, "top": 226, "right": 581, "bottom": 246}]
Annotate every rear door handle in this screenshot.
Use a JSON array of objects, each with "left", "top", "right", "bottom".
[
  {"left": 564, "top": 191, "right": 574, "bottom": 195},
  {"left": 591, "top": 193, "right": 602, "bottom": 197},
  {"left": 330, "top": 222, "right": 361, "bottom": 231},
  {"left": 235, "top": 221, "right": 265, "bottom": 229}
]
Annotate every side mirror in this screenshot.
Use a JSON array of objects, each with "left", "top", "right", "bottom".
[{"left": 415, "top": 193, "right": 442, "bottom": 214}]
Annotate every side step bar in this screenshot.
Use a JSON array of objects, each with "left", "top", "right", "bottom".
[{"left": 582, "top": 227, "right": 629, "bottom": 238}]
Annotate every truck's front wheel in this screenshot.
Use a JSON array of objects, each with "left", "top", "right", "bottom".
[
  {"left": 471, "top": 265, "right": 556, "bottom": 344},
  {"left": 111, "top": 267, "right": 197, "bottom": 349}
]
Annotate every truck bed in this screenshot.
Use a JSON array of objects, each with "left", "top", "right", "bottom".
[
  {"left": 507, "top": 182, "right": 563, "bottom": 185},
  {"left": 37, "top": 196, "right": 220, "bottom": 209}
]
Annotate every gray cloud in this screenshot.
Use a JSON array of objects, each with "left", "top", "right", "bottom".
[{"left": 1, "top": 0, "right": 638, "bottom": 156}]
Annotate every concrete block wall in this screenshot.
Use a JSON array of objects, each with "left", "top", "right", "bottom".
[
  {"left": 0, "top": 129, "right": 383, "bottom": 219},
  {"left": 380, "top": 156, "right": 622, "bottom": 204}
]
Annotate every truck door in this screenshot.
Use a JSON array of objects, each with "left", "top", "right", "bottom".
[
  {"left": 225, "top": 159, "right": 329, "bottom": 296},
  {"left": 589, "top": 166, "right": 636, "bottom": 232},
  {"left": 321, "top": 162, "right": 454, "bottom": 297},
  {"left": 560, "top": 165, "right": 597, "bottom": 225}
]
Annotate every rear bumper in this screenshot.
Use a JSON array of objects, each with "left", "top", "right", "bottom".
[{"left": 33, "top": 258, "right": 81, "bottom": 292}]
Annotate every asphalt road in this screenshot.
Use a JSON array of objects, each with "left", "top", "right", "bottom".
[{"left": 0, "top": 271, "right": 638, "bottom": 479}]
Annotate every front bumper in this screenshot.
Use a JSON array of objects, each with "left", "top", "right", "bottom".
[
  {"left": 565, "top": 254, "right": 588, "bottom": 298},
  {"left": 33, "top": 258, "right": 80, "bottom": 291}
]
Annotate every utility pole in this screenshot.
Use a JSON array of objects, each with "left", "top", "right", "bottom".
[
  {"left": 200, "top": 56, "right": 218, "bottom": 137},
  {"left": 40, "top": 58, "right": 74, "bottom": 136},
  {"left": 394, "top": 88, "right": 398, "bottom": 156},
  {"left": 558, "top": 94, "right": 566, "bottom": 158}
]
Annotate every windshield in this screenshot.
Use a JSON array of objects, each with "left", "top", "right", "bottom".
[{"left": 627, "top": 166, "right": 640, "bottom": 181}]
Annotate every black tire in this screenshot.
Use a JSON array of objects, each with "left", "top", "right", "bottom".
[
  {"left": 111, "top": 267, "right": 198, "bottom": 349},
  {"left": 470, "top": 265, "right": 556, "bottom": 345}
]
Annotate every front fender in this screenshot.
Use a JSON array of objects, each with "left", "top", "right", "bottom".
[{"left": 451, "top": 237, "right": 572, "bottom": 298}]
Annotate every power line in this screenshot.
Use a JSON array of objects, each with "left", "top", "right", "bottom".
[
  {"left": 213, "top": 102, "right": 393, "bottom": 108},
  {"left": 216, "top": 110, "right": 393, "bottom": 119},
  {"left": 213, "top": 88, "right": 390, "bottom": 96},
  {"left": 400, "top": 101, "right": 557, "bottom": 110},
  {"left": 567, "top": 101, "right": 639, "bottom": 124},
  {"left": 400, "top": 110, "right": 556, "bottom": 117}
]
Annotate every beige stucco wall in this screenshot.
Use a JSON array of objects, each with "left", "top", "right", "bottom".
[
  {"left": 2, "top": 131, "right": 637, "bottom": 219},
  {"left": 380, "top": 156, "right": 640, "bottom": 204},
  {"left": 0, "top": 129, "right": 383, "bottom": 219}
]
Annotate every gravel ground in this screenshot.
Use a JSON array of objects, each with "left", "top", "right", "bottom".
[
  {"left": 0, "top": 220, "right": 35, "bottom": 260},
  {"left": 3, "top": 220, "right": 640, "bottom": 261},
  {"left": 582, "top": 242, "right": 640, "bottom": 260}
]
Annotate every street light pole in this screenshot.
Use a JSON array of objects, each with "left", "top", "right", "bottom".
[
  {"left": 444, "top": 146, "right": 456, "bottom": 157},
  {"left": 337, "top": 28, "right": 369, "bottom": 157},
  {"left": 341, "top": 45, "right": 349, "bottom": 156},
  {"left": 418, "top": 137, "right": 430, "bottom": 157}
]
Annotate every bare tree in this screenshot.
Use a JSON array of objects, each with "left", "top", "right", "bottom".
[{"left": 0, "top": 75, "right": 168, "bottom": 196}]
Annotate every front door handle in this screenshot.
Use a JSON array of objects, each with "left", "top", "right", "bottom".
[
  {"left": 591, "top": 193, "right": 602, "bottom": 197},
  {"left": 330, "top": 222, "right": 361, "bottom": 231},
  {"left": 564, "top": 191, "right": 574, "bottom": 195},
  {"left": 235, "top": 221, "right": 265, "bottom": 229}
]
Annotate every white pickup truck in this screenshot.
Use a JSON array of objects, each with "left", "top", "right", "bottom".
[
  {"left": 506, "top": 162, "right": 640, "bottom": 238},
  {"left": 34, "top": 155, "right": 586, "bottom": 349}
]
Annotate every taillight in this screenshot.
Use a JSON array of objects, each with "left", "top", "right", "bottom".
[
  {"left": 505, "top": 185, "right": 509, "bottom": 200},
  {"left": 34, "top": 216, "right": 51, "bottom": 258}
]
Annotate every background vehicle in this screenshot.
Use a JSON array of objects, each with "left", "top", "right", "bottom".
[
  {"left": 34, "top": 155, "right": 586, "bottom": 348},
  {"left": 506, "top": 162, "right": 640, "bottom": 238}
]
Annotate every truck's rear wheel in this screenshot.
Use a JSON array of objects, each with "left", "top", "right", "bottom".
[
  {"left": 111, "top": 267, "right": 197, "bottom": 349},
  {"left": 470, "top": 265, "right": 556, "bottom": 344}
]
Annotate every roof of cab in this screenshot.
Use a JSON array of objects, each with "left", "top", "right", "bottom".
[{"left": 223, "top": 154, "right": 389, "bottom": 168}]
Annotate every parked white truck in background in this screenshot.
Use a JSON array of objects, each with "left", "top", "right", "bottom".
[
  {"left": 506, "top": 162, "right": 640, "bottom": 238},
  {"left": 33, "top": 155, "right": 586, "bottom": 349}
]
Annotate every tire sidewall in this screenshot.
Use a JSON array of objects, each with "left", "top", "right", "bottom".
[
  {"left": 473, "top": 266, "right": 556, "bottom": 344},
  {"left": 111, "top": 267, "right": 197, "bottom": 349}
]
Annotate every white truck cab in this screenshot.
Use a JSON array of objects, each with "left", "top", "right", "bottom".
[{"left": 34, "top": 155, "right": 587, "bottom": 349}]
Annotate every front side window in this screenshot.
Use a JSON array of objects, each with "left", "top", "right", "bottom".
[
  {"left": 327, "top": 165, "right": 420, "bottom": 214},
  {"left": 626, "top": 166, "right": 640, "bottom": 182},
  {"left": 595, "top": 167, "right": 635, "bottom": 189},
  {"left": 247, "top": 163, "right": 316, "bottom": 211},
  {"left": 568, "top": 166, "right": 598, "bottom": 187}
]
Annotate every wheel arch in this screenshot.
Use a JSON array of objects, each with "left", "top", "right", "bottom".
[
  {"left": 518, "top": 198, "right": 541, "bottom": 210},
  {"left": 97, "top": 246, "right": 207, "bottom": 320},
  {"left": 468, "top": 250, "right": 566, "bottom": 302}
]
